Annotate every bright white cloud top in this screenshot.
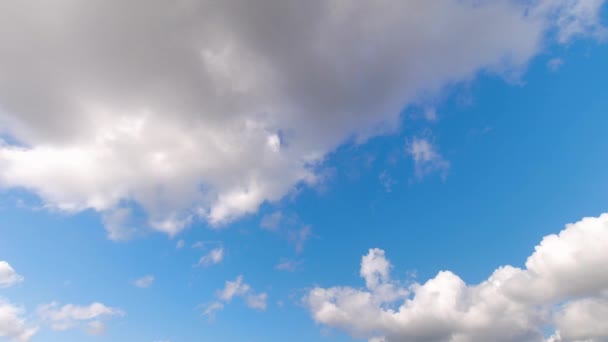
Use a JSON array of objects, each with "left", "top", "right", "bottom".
[
  {"left": 0, "top": 0, "right": 605, "bottom": 239},
  {"left": 305, "top": 213, "right": 608, "bottom": 342}
]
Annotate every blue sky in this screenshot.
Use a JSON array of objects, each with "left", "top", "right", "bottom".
[{"left": 1, "top": 1, "right": 608, "bottom": 342}]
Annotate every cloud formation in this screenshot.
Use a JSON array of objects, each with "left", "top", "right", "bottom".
[
  {"left": 204, "top": 275, "right": 268, "bottom": 318},
  {"left": 0, "top": 0, "right": 605, "bottom": 238},
  {"left": 0, "top": 261, "right": 24, "bottom": 288},
  {"left": 197, "top": 247, "right": 224, "bottom": 267},
  {"left": 132, "top": 275, "right": 155, "bottom": 288},
  {"left": 406, "top": 137, "right": 450, "bottom": 180},
  {"left": 37, "top": 302, "right": 124, "bottom": 334},
  {"left": 305, "top": 213, "right": 608, "bottom": 342},
  {"left": 0, "top": 300, "right": 38, "bottom": 342}
]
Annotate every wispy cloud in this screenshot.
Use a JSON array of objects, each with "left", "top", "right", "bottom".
[{"left": 132, "top": 275, "right": 154, "bottom": 288}]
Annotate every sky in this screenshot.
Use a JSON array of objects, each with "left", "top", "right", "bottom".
[{"left": 0, "top": 1, "right": 608, "bottom": 341}]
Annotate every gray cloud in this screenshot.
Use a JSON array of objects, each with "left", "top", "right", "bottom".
[{"left": 0, "top": 0, "right": 604, "bottom": 237}]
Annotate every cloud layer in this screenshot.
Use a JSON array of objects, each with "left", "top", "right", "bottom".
[
  {"left": 305, "top": 213, "right": 608, "bottom": 342},
  {"left": 0, "top": 0, "right": 605, "bottom": 238}
]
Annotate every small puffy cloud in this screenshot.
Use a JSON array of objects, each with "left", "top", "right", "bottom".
[
  {"left": 198, "top": 247, "right": 224, "bottom": 267},
  {"left": 0, "top": 0, "right": 604, "bottom": 236},
  {"left": 246, "top": 293, "right": 268, "bottom": 311},
  {"left": 218, "top": 276, "right": 251, "bottom": 302},
  {"left": 132, "top": 275, "right": 155, "bottom": 288},
  {"left": 406, "top": 137, "right": 450, "bottom": 180},
  {"left": 175, "top": 239, "right": 185, "bottom": 249},
  {"left": 37, "top": 302, "right": 124, "bottom": 334},
  {"left": 305, "top": 213, "right": 608, "bottom": 342},
  {"left": 0, "top": 299, "right": 38, "bottom": 342},
  {"left": 203, "top": 276, "right": 267, "bottom": 318},
  {"left": 0, "top": 261, "right": 24, "bottom": 288}
]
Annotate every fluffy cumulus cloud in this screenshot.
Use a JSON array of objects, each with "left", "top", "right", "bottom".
[
  {"left": 204, "top": 275, "right": 267, "bottom": 318},
  {"left": 0, "top": 261, "right": 24, "bottom": 288},
  {"left": 37, "top": 302, "right": 124, "bottom": 334},
  {"left": 304, "top": 213, "right": 608, "bottom": 342},
  {"left": 0, "top": 0, "right": 605, "bottom": 238},
  {"left": 0, "top": 300, "right": 38, "bottom": 342}
]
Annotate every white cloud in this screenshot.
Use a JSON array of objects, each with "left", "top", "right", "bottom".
[
  {"left": 202, "top": 301, "right": 224, "bottom": 319},
  {"left": 0, "top": 299, "right": 38, "bottom": 342},
  {"left": 549, "top": 297, "right": 608, "bottom": 342},
  {"left": 305, "top": 213, "right": 608, "bottom": 342},
  {"left": 0, "top": 1, "right": 604, "bottom": 236},
  {"left": 37, "top": 302, "right": 124, "bottom": 333},
  {"left": 0, "top": 261, "right": 23, "bottom": 288},
  {"left": 204, "top": 275, "right": 267, "bottom": 318},
  {"left": 406, "top": 137, "right": 450, "bottom": 179},
  {"left": 198, "top": 247, "right": 224, "bottom": 267},
  {"left": 246, "top": 293, "right": 268, "bottom": 311},
  {"left": 132, "top": 275, "right": 155, "bottom": 288},
  {"left": 176, "top": 239, "right": 185, "bottom": 249}
]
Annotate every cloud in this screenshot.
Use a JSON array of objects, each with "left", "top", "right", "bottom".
[
  {"left": 406, "top": 137, "right": 450, "bottom": 180},
  {"left": 549, "top": 298, "right": 608, "bottom": 342},
  {"left": 203, "top": 275, "right": 267, "bottom": 318},
  {"left": 197, "top": 247, "right": 224, "bottom": 267},
  {"left": 260, "top": 211, "right": 313, "bottom": 252},
  {"left": 176, "top": 239, "right": 185, "bottom": 249},
  {"left": 0, "top": 0, "right": 604, "bottom": 236},
  {"left": 289, "top": 225, "right": 313, "bottom": 254},
  {"left": 260, "top": 212, "right": 283, "bottom": 232},
  {"left": 304, "top": 213, "right": 608, "bottom": 342},
  {"left": 132, "top": 275, "right": 155, "bottom": 288},
  {"left": 547, "top": 58, "right": 565, "bottom": 72},
  {"left": 202, "top": 302, "right": 224, "bottom": 319},
  {"left": 0, "top": 261, "right": 24, "bottom": 288},
  {"left": 85, "top": 320, "right": 106, "bottom": 336},
  {"left": 379, "top": 171, "right": 397, "bottom": 193},
  {"left": 37, "top": 302, "right": 124, "bottom": 333},
  {"left": 0, "top": 299, "right": 38, "bottom": 342},
  {"left": 275, "top": 258, "right": 301, "bottom": 272}
]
